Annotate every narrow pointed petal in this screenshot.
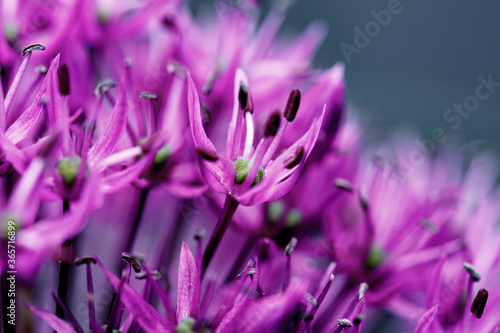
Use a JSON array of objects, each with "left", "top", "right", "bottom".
[
  {"left": 177, "top": 242, "right": 200, "bottom": 322},
  {"left": 87, "top": 82, "right": 128, "bottom": 167},
  {"left": 25, "top": 303, "right": 77, "bottom": 333},
  {"left": 6, "top": 157, "right": 44, "bottom": 226},
  {"left": 3, "top": 54, "right": 31, "bottom": 116},
  {"left": 95, "top": 258, "right": 174, "bottom": 332},
  {"left": 414, "top": 305, "right": 439, "bottom": 333},
  {"left": 5, "top": 61, "right": 51, "bottom": 144},
  {"left": 187, "top": 72, "right": 217, "bottom": 154},
  {"left": 163, "top": 162, "right": 208, "bottom": 198}
]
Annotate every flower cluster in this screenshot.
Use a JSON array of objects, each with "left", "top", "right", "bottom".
[{"left": 0, "top": 1, "right": 498, "bottom": 332}]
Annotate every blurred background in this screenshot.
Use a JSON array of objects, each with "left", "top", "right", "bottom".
[{"left": 192, "top": 0, "right": 500, "bottom": 154}]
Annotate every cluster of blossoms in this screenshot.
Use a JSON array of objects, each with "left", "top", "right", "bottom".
[{"left": 0, "top": 1, "right": 499, "bottom": 332}]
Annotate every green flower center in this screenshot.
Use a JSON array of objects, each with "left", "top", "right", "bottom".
[
  {"left": 234, "top": 157, "right": 264, "bottom": 186},
  {"left": 153, "top": 144, "right": 172, "bottom": 166},
  {"left": 176, "top": 317, "right": 196, "bottom": 333},
  {"left": 57, "top": 156, "right": 82, "bottom": 185},
  {"left": 366, "top": 245, "right": 386, "bottom": 269}
]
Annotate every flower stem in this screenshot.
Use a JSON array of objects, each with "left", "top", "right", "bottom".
[
  {"left": 223, "top": 236, "right": 256, "bottom": 283},
  {"left": 123, "top": 188, "right": 150, "bottom": 252},
  {"left": 202, "top": 195, "right": 239, "bottom": 276},
  {"left": 56, "top": 199, "right": 71, "bottom": 320}
]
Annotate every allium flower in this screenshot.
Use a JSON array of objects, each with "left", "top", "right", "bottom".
[
  {"left": 188, "top": 68, "right": 324, "bottom": 207},
  {"left": 2, "top": 1, "right": 500, "bottom": 333}
]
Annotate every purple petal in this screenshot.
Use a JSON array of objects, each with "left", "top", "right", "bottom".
[
  {"left": 25, "top": 303, "right": 77, "bottom": 333},
  {"left": 186, "top": 72, "right": 217, "bottom": 153},
  {"left": 6, "top": 158, "right": 44, "bottom": 227},
  {"left": 5, "top": 58, "right": 52, "bottom": 144},
  {"left": 177, "top": 242, "right": 200, "bottom": 323},
  {"left": 96, "top": 257, "right": 174, "bottom": 332},
  {"left": 3, "top": 54, "right": 31, "bottom": 116},
  {"left": 87, "top": 82, "right": 128, "bottom": 167},
  {"left": 414, "top": 305, "right": 439, "bottom": 333},
  {"left": 162, "top": 162, "right": 208, "bottom": 198},
  {"left": 0, "top": 130, "right": 27, "bottom": 173}
]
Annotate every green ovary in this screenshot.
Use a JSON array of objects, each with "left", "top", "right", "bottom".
[
  {"left": 57, "top": 156, "right": 82, "bottom": 185},
  {"left": 234, "top": 157, "right": 264, "bottom": 186},
  {"left": 366, "top": 245, "right": 386, "bottom": 269}
]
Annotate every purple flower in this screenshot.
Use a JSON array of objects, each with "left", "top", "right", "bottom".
[{"left": 187, "top": 68, "right": 324, "bottom": 206}]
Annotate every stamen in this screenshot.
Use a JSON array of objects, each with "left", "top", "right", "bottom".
[
  {"left": 285, "top": 237, "right": 298, "bottom": 256},
  {"left": 238, "top": 81, "right": 250, "bottom": 111},
  {"left": 305, "top": 293, "right": 318, "bottom": 308},
  {"left": 338, "top": 318, "right": 353, "bottom": 328},
  {"left": 51, "top": 291, "right": 85, "bottom": 333},
  {"left": 238, "top": 81, "right": 248, "bottom": 109},
  {"left": 35, "top": 65, "right": 47, "bottom": 74},
  {"left": 94, "top": 79, "right": 116, "bottom": 96},
  {"left": 264, "top": 111, "right": 281, "bottom": 137},
  {"left": 74, "top": 257, "right": 97, "bottom": 265},
  {"left": 463, "top": 262, "right": 481, "bottom": 282},
  {"left": 4, "top": 45, "right": 42, "bottom": 115},
  {"left": 202, "top": 71, "right": 217, "bottom": 94},
  {"left": 334, "top": 178, "right": 354, "bottom": 192},
  {"left": 139, "top": 92, "right": 158, "bottom": 133},
  {"left": 139, "top": 91, "right": 158, "bottom": 100},
  {"left": 135, "top": 270, "right": 161, "bottom": 280},
  {"left": 197, "top": 147, "right": 218, "bottom": 161},
  {"left": 58, "top": 64, "right": 70, "bottom": 96},
  {"left": 74, "top": 257, "right": 97, "bottom": 331},
  {"left": 121, "top": 252, "right": 142, "bottom": 273},
  {"left": 358, "top": 282, "right": 368, "bottom": 300},
  {"left": 283, "top": 237, "right": 298, "bottom": 292},
  {"left": 359, "top": 188, "right": 369, "bottom": 211},
  {"left": 243, "top": 111, "right": 255, "bottom": 158},
  {"left": 419, "top": 219, "right": 439, "bottom": 234},
  {"left": 306, "top": 274, "right": 335, "bottom": 327},
  {"left": 195, "top": 228, "right": 206, "bottom": 282},
  {"left": 353, "top": 314, "right": 365, "bottom": 325},
  {"left": 283, "top": 89, "right": 301, "bottom": 122},
  {"left": 22, "top": 44, "right": 45, "bottom": 56},
  {"left": 284, "top": 146, "right": 304, "bottom": 169},
  {"left": 201, "top": 103, "right": 211, "bottom": 125},
  {"left": 471, "top": 288, "right": 488, "bottom": 318}
]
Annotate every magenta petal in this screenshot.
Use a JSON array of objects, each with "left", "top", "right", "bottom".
[
  {"left": 87, "top": 82, "right": 128, "bottom": 167},
  {"left": 177, "top": 242, "right": 200, "bottom": 323},
  {"left": 414, "top": 305, "right": 439, "bottom": 333},
  {"left": 7, "top": 158, "right": 44, "bottom": 226},
  {"left": 96, "top": 258, "right": 174, "bottom": 333},
  {"left": 3, "top": 54, "right": 31, "bottom": 116},
  {"left": 186, "top": 72, "right": 217, "bottom": 153},
  {"left": 0, "top": 130, "right": 27, "bottom": 173},
  {"left": 163, "top": 162, "right": 208, "bottom": 198},
  {"left": 26, "top": 303, "right": 77, "bottom": 333},
  {"left": 5, "top": 59, "right": 52, "bottom": 144},
  {"left": 215, "top": 293, "right": 252, "bottom": 333}
]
